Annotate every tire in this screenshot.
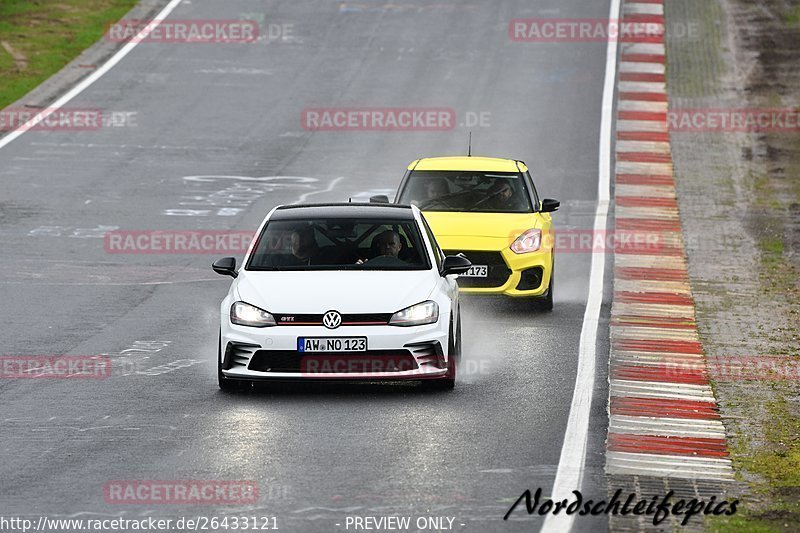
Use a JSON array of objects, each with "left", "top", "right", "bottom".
[
  {"left": 217, "top": 333, "right": 247, "bottom": 392},
  {"left": 423, "top": 312, "right": 459, "bottom": 391},
  {"left": 534, "top": 261, "right": 554, "bottom": 312}
]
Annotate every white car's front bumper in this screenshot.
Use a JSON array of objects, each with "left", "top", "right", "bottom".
[{"left": 220, "top": 322, "right": 450, "bottom": 380}]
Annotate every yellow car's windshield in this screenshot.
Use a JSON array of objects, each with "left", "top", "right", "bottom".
[{"left": 398, "top": 171, "right": 533, "bottom": 213}]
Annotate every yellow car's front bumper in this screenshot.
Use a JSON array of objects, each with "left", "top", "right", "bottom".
[
  {"left": 441, "top": 244, "right": 553, "bottom": 297},
  {"left": 423, "top": 212, "right": 555, "bottom": 298}
]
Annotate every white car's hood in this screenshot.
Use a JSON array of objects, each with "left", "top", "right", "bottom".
[{"left": 235, "top": 270, "right": 437, "bottom": 313}]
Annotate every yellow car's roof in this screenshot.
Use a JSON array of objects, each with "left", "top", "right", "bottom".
[{"left": 408, "top": 156, "right": 528, "bottom": 173}]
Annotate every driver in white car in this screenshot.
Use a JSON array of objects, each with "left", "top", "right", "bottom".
[{"left": 373, "top": 229, "right": 402, "bottom": 258}]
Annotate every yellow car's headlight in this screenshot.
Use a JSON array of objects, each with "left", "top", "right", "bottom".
[{"left": 510, "top": 229, "right": 542, "bottom": 254}]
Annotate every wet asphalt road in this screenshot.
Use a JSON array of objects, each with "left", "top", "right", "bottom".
[{"left": 0, "top": 1, "right": 612, "bottom": 531}]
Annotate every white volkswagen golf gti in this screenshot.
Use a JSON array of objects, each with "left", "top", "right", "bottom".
[{"left": 212, "top": 203, "right": 471, "bottom": 391}]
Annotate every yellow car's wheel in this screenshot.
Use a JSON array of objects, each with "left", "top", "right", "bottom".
[{"left": 536, "top": 260, "right": 554, "bottom": 312}]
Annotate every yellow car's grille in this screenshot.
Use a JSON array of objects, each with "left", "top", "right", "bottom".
[{"left": 443, "top": 250, "right": 511, "bottom": 288}]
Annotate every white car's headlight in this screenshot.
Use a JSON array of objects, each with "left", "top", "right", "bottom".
[
  {"left": 510, "top": 228, "right": 542, "bottom": 254},
  {"left": 231, "top": 301, "right": 276, "bottom": 327},
  {"left": 389, "top": 301, "right": 439, "bottom": 327}
]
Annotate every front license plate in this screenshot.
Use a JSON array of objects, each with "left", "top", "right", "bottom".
[
  {"left": 461, "top": 265, "right": 488, "bottom": 278},
  {"left": 297, "top": 337, "right": 367, "bottom": 352}
]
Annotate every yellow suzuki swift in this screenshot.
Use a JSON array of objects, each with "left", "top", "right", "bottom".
[{"left": 394, "top": 156, "right": 559, "bottom": 310}]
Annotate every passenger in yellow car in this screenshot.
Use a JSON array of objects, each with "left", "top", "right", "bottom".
[{"left": 424, "top": 179, "right": 449, "bottom": 201}]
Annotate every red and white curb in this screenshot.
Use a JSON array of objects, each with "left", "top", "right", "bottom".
[{"left": 606, "top": 0, "right": 734, "bottom": 481}]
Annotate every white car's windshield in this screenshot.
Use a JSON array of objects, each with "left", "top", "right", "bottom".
[{"left": 246, "top": 218, "right": 431, "bottom": 271}]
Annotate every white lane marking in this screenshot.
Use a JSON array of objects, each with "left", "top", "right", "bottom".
[
  {"left": 618, "top": 99, "right": 668, "bottom": 112},
  {"left": 0, "top": 0, "right": 185, "bottom": 151},
  {"left": 541, "top": 0, "right": 620, "bottom": 531},
  {"left": 611, "top": 324, "right": 699, "bottom": 341},
  {"left": 172, "top": 175, "right": 320, "bottom": 216},
  {"left": 292, "top": 176, "right": 345, "bottom": 204},
  {"left": 136, "top": 358, "right": 204, "bottom": 376},
  {"left": 619, "top": 81, "right": 666, "bottom": 93},
  {"left": 615, "top": 231, "right": 685, "bottom": 247},
  {"left": 613, "top": 353, "right": 705, "bottom": 366},
  {"left": 621, "top": 42, "right": 666, "bottom": 56},
  {"left": 610, "top": 415, "right": 727, "bottom": 438},
  {"left": 612, "top": 350, "right": 704, "bottom": 361},
  {"left": 624, "top": 3, "right": 664, "bottom": 15},
  {"left": 606, "top": 451, "right": 734, "bottom": 480},
  {"left": 615, "top": 254, "right": 687, "bottom": 269},
  {"left": 0, "top": 278, "right": 218, "bottom": 286},
  {"left": 616, "top": 119, "right": 667, "bottom": 132},
  {"left": 616, "top": 140, "right": 671, "bottom": 153},
  {"left": 616, "top": 205, "right": 680, "bottom": 219},
  {"left": 611, "top": 380, "right": 716, "bottom": 401},
  {"left": 615, "top": 183, "right": 677, "bottom": 197},
  {"left": 612, "top": 302, "right": 695, "bottom": 318},
  {"left": 619, "top": 61, "right": 665, "bottom": 74},
  {"left": 183, "top": 175, "right": 317, "bottom": 184},
  {"left": 616, "top": 161, "right": 673, "bottom": 175},
  {"left": 614, "top": 280, "right": 692, "bottom": 296}
]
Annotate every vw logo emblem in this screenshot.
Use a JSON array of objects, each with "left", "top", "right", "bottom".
[{"left": 322, "top": 310, "right": 342, "bottom": 329}]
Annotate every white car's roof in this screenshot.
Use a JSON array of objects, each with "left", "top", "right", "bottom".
[{"left": 271, "top": 203, "right": 415, "bottom": 220}]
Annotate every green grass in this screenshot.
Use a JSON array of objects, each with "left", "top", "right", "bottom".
[
  {"left": 786, "top": 5, "right": 800, "bottom": 27},
  {"left": 0, "top": 0, "right": 138, "bottom": 109},
  {"left": 705, "top": 397, "right": 800, "bottom": 531}
]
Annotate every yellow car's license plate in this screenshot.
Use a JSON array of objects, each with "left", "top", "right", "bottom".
[{"left": 462, "top": 265, "right": 488, "bottom": 277}]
